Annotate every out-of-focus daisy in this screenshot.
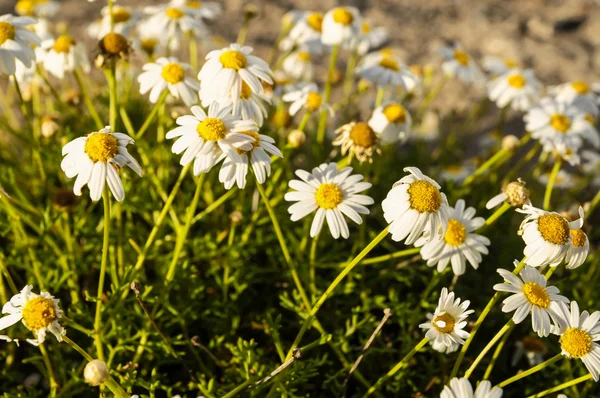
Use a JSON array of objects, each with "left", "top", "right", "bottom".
[
  {"left": 284, "top": 163, "right": 373, "bottom": 239},
  {"left": 439, "top": 163, "right": 476, "bottom": 183},
  {"left": 41, "top": 35, "right": 90, "bottom": 80},
  {"left": 87, "top": 5, "right": 139, "bottom": 39},
  {"left": 572, "top": 113, "right": 600, "bottom": 148},
  {"left": 134, "top": 22, "right": 165, "bottom": 58},
  {"left": 61, "top": 126, "right": 142, "bottom": 202},
  {"left": 382, "top": 167, "right": 449, "bottom": 244},
  {"left": 432, "top": 340, "right": 459, "bottom": 354},
  {"left": 420, "top": 288, "right": 473, "bottom": 349},
  {"left": 552, "top": 81, "right": 599, "bottom": 116},
  {"left": 354, "top": 22, "right": 388, "bottom": 55},
  {"left": 15, "top": 0, "right": 60, "bottom": 18},
  {"left": 333, "top": 121, "right": 381, "bottom": 163},
  {"left": 441, "top": 378, "right": 503, "bottom": 398},
  {"left": 517, "top": 205, "right": 584, "bottom": 268},
  {"left": 439, "top": 43, "right": 484, "bottom": 83},
  {"left": 537, "top": 169, "right": 577, "bottom": 190},
  {"left": 482, "top": 55, "right": 520, "bottom": 76},
  {"left": 487, "top": 69, "right": 542, "bottom": 111},
  {"left": 368, "top": 102, "right": 411, "bottom": 145},
  {"left": 137, "top": 57, "right": 200, "bottom": 107},
  {"left": 0, "top": 285, "right": 65, "bottom": 346},
  {"left": 581, "top": 150, "right": 600, "bottom": 179},
  {"left": 218, "top": 131, "right": 282, "bottom": 189},
  {"left": 415, "top": 199, "right": 490, "bottom": 275},
  {"left": 282, "top": 49, "right": 313, "bottom": 81},
  {"left": 486, "top": 179, "right": 531, "bottom": 209},
  {"left": 282, "top": 83, "right": 332, "bottom": 117},
  {"left": 356, "top": 52, "right": 419, "bottom": 91},
  {"left": 494, "top": 265, "right": 569, "bottom": 337},
  {"left": 174, "top": 0, "right": 222, "bottom": 21},
  {"left": 512, "top": 336, "right": 548, "bottom": 367},
  {"left": 552, "top": 301, "right": 600, "bottom": 381},
  {"left": 566, "top": 227, "right": 589, "bottom": 270},
  {"left": 321, "top": 7, "right": 361, "bottom": 46},
  {"left": 165, "top": 103, "right": 257, "bottom": 175},
  {"left": 280, "top": 11, "right": 325, "bottom": 54},
  {"left": 198, "top": 43, "right": 273, "bottom": 105},
  {"left": 97, "top": 32, "right": 132, "bottom": 65},
  {"left": 0, "top": 14, "right": 41, "bottom": 75},
  {"left": 143, "top": 3, "right": 207, "bottom": 42},
  {"left": 218, "top": 81, "right": 270, "bottom": 127}
]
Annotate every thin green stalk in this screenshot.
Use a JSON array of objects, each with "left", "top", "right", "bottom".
[
  {"left": 543, "top": 159, "right": 562, "bottom": 210},
  {"left": 222, "top": 378, "right": 254, "bottom": 398},
  {"left": 135, "top": 90, "right": 169, "bottom": 139},
  {"left": 104, "top": 66, "right": 118, "bottom": 130},
  {"left": 12, "top": 75, "right": 30, "bottom": 124},
  {"left": 464, "top": 320, "right": 514, "bottom": 379},
  {"left": 483, "top": 322, "right": 513, "bottom": 379},
  {"left": 364, "top": 337, "right": 429, "bottom": 396},
  {"left": 484, "top": 202, "right": 511, "bottom": 226},
  {"left": 237, "top": 15, "right": 251, "bottom": 45},
  {"left": 374, "top": 86, "right": 385, "bottom": 108},
  {"left": 297, "top": 111, "right": 311, "bottom": 132},
  {"left": 496, "top": 354, "right": 562, "bottom": 388},
  {"left": 504, "top": 141, "right": 542, "bottom": 183},
  {"left": 463, "top": 148, "right": 508, "bottom": 186},
  {"left": 353, "top": 247, "right": 421, "bottom": 267},
  {"left": 317, "top": 44, "right": 340, "bottom": 144},
  {"left": 527, "top": 374, "right": 592, "bottom": 397},
  {"left": 73, "top": 68, "right": 103, "bottom": 129},
  {"left": 108, "top": 0, "right": 115, "bottom": 31},
  {"left": 309, "top": 234, "right": 319, "bottom": 295},
  {"left": 344, "top": 51, "right": 359, "bottom": 96},
  {"left": 589, "top": 187, "right": 600, "bottom": 218},
  {"left": 94, "top": 189, "right": 111, "bottom": 361},
  {"left": 191, "top": 188, "right": 237, "bottom": 224},
  {"left": 417, "top": 76, "right": 447, "bottom": 112},
  {"left": 189, "top": 35, "right": 199, "bottom": 71},
  {"left": 39, "top": 344, "right": 58, "bottom": 397}
]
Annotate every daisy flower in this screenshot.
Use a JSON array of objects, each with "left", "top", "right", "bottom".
[
  {"left": 441, "top": 378, "right": 503, "bottom": 398},
  {"left": 552, "top": 81, "right": 599, "bottom": 116},
  {"left": 198, "top": 43, "right": 273, "bottom": 106},
  {"left": 284, "top": 163, "right": 373, "bottom": 239},
  {"left": 165, "top": 102, "right": 257, "bottom": 176},
  {"left": 537, "top": 169, "right": 578, "bottom": 190},
  {"left": 142, "top": 3, "right": 207, "bottom": 42},
  {"left": 217, "top": 81, "right": 270, "bottom": 127},
  {"left": 368, "top": 102, "right": 411, "bottom": 145},
  {"left": 439, "top": 43, "right": 484, "bottom": 84},
  {"left": 487, "top": 69, "right": 542, "bottom": 111},
  {"left": 282, "top": 83, "right": 332, "bottom": 117},
  {"left": 512, "top": 336, "right": 548, "bottom": 367},
  {"left": 494, "top": 265, "right": 569, "bottom": 337},
  {"left": 280, "top": 11, "right": 325, "bottom": 54},
  {"left": 356, "top": 51, "right": 419, "bottom": 91},
  {"left": 552, "top": 301, "right": 600, "bottom": 381},
  {"left": 516, "top": 205, "right": 584, "bottom": 268},
  {"left": 133, "top": 21, "right": 165, "bottom": 58},
  {"left": 218, "top": 131, "right": 283, "bottom": 189},
  {"left": 333, "top": 122, "right": 381, "bottom": 164},
  {"left": 87, "top": 5, "right": 139, "bottom": 39},
  {"left": 15, "top": 0, "right": 60, "bottom": 18},
  {"left": 482, "top": 55, "right": 520, "bottom": 76},
  {"left": 565, "top": 227, "right": 589, "bottom": 270},
  {"left": 0, "top": 285, "right": 65, "bottom": 346},
  {"left": 382, "top": 167, "right": 449, "bottom": 245},
  {"left": 174, "top": 0, "right": 222, "bottom": 20},
  {"left": 415, "top": 199, "right": 490, "bottom": 276},
  {"left": 420, "top": 288, "right": 473, "bottom": 349},
  {"left": 486, "top": 179, "right": 531, "bottom": 209},
  {"left": 138, "top": 57, "right": 200, "bottom": 107},
  {"left": 0, "top": 14, "right": 41, "bottom": 75},
  {"left": 61, "top": 126, "right": 142, "bottom": 202},
  {"left": 321, "top": 7, "right": 361, "bottom": 46},
  {"left": 40, "top": 35, "right": 90, "bottom": 80},
  {"left": 354, "top": 22, "right": 388, "bottom": 55},
  {"left": 432, "top": 340, "right": 459, "bottom": 354},
  {"left": 282, "top": 49, "right": 314, "bottom": 81}
]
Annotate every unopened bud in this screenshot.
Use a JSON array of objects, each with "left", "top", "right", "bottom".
[
  {"left": 288, "top": 129, "right": 306, "bottom": 148},
  {"left": 41, "top": 115, "right": 59, "bottom": 138},
  {"left": 503, "top": 179, "right": 530, "bottom": 207},
  {"left": 243, "top": 3, "right": 259, "bottom": 20},
  {"left": 84, "top": 360, "right": 109, "bottom": 386},
  {"left": 501, "top": 135, "right": 520, "bottom": 153},
  {"left": 230, "top": 210, "right": 243, "bottom": 225}
]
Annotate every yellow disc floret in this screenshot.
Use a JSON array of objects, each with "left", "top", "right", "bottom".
[
  {"left": 166, "top": 7, "right": 185, "bottom": 19},
  {"left": 22, "top": 297, "right": 57, "bottom": 331},
  {"left": 161, "top": 62, "right": 185, "bottom": 84},
  {"left": 236, "top": 130, "right": 260, "bottom": 154},
  {"left": 53, "top": 35, "right": 75, "bottom": 54},
  {"left": 560, "top": 328, "right": 592, "bottom": 358},
  {"left": 101, "top": 32, "right": 129, "bottom": 55},
  {"left": 379, "top": 57, "right": 400, "bottom": 71},
  {"left": 186, "top": 1, "right": 202, "bottom": 8},
  {"left": 504, "top": 58, "right": 519, "bottom": 68},
  {"left": 571, "top": 81, "right": 589, "bottom": 94},
  {"left": 383, "top": 104, "right": 407, "bottom": 124},
  {"left": 444, "top": 219, "right": 467, "bottom": 246},
  {"left": 305, "top": 92, "right": 322, "bottom": 112},
  {"left": 349, "top": 122, "right": 377, "bottom": 148},
  {"left": 15, "top": 0, "right": 35, "bottom": 16},
  {"left": 407, "top": 180, "right": 442, "bottom": 213},
  {"left": 453, "top": 50, "right": 469, "bottom": 66},
  {"left": 522, "top": 282, "right": 550, "bottom": 307},
  {"left": 433, "top": 312, "right": 455, "bottom": 334},
  {"left": 141, "top": 38, "right": 158, "bottom": 54},
  {"left": 507, "top": 74, "right": 526, "bottom": 88},
  {"left": 362, "top": 22, "right": 371, "bottom": 33},
  {"left": 297, "top": 51, "right": 311, "bottom": 62},
  {"left": 332, "top": 8, "right": 354, "bottom": 25},
  {"left": 315, "top": 183, "right": 343, "bottom": 209},
  {"left": 307, "top": 12, "right": 323, "bottom": 32},
  {"left": 571, "top": 229, "right": 587, "bottom": 247},
  {"left": 220, "top": 50, "right": 247, "bottom": 70},
  {"left": 538, "top": 213, "right": 570, "bottom": 245},
  {"left": 85, "top": 133, "right": 119, "bottom": 162},
  {"left": 240, "top": 81, "right": 252, "bottom": 99},
  {"left": 0, "top": 22, "right": 16, "bottom": 45},
  {"left": 112, "top": 7, "right": 131, "bottom": 23},
  {"left": 196, "top": 118, "right": 226, "bottom": 141},
  {"left": 550, "top": 113, "right": 571, "bottom": 133}
]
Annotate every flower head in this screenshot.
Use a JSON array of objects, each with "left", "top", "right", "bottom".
[
  {"left": 356, "top": 52, "right": 419, "bottom": 91},
  {"left": 439, "top": 43, "right": 484, "bottom": 84},
  {"left": 282, "top": 83, "right": 333, "bottom": 117},
  {"left": 487, "top": 69, "right": 541, "bottom": 111},
  {"left": 41, "top": 35, "right": 90, "bottom": 80},
  {"left": 420, "top": 288, "right": 474, "bottom": 349},
  {"left": 0, "top": 14, "right": 41, "bottom": 75},
  {"left": 486, "top": 179, "right": 531, "bottom": 209},
  {"left": 333, "top": 121, "right": 381, "bottom": 164},
  {"left": 368, "top": 102, "right": 411, "bottom": 145},
  {"left": 321, "top": 7, "right": 361, "bottom": 46},
  {"left": 138, "top": 57, "right": 200, "bottom": 106},
  {"left": 441, "top": 378, "right": 503, "bottom": 398}
]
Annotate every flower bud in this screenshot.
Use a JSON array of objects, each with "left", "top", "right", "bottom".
[
  {"left": 84, "top": 360, "right": 109, "bottom": 386},
  {"left": 41, "top": 115, "right": 59, "bottom": 138},
  {"left": 501, "top": 135, "right": 520, "bottom": 153},
  {"left": 503, "top": 179, "right": 530, "bottom": 207},
  {"left": 230, "top": 210, "right": 243, "bottom": 225},
  {"left": 288, "top": 129, "right": 306, "bottom": 148}
]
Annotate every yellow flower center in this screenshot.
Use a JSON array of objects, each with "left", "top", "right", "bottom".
[
  {"left": 161, "top": 62, "right": 185, "bottom": 84},
  {"left": 571, "top": 81, "right": 589, "bottom": 94},
  {"left": 585, "top": 114, "right": 596, "bottom": 124},
  {"left": 0, "top": 22, "right": 16, "bottom": 45},
  {"left": 15, "top": 0, "right": 35, "bottom": 16},
  {"left": 240, "top": 81, "right": 252, "bottom": 99},
  {"left": 315, "top": 183, "right": 343, "bottom": 209},
  {"left": 571, "top": 229, "right": 587, "bottom": 247},
  {"left": 166, "top": 7, "right": 185, "bottom": 19},
  {"left": 332, "top": 8, "right": 354, "bottom": 25},
  {"left": 522, "top": 282, "right": 550, "bottom": 308},
  {"left": 444, "top": 219, "right": 467, "bottom": 246},
  {"left": 407, "top": 180, "right": 442, "bottom": 213},
  {"left": 454, "top": 50, "right": 469, "bottom": 66},
  {"left": 219, "top": 50, "right": 247, "bottom": 70},
  {"left": 560, "top": 328, "right": 592, "bottom": 358},
  {"left": 504, "top": 58, "right": 518, "bottom": 68},
  {"left": 53, "top": 35, "right": 75, "bottom": 54},
  {"left": 141, "top": 38, "right": 158, "bottom": 54},
  {"left": 537, "top": 213, "right": 570, "bottom": 245},
  {"left": 22, "top": 297, "right": 57, "bottom": 331},
  {"left": 379, "top": 57, "right": 400, "bottom": 71},
  {"left": 186, "top": 1, "right": 202, "bottom": 8},
  {"left": 379, "top": 48, "right": 394, "bottom": 57},
  {"left": 196, "top": 117, "right": 226, "bottom": 141},
  {"left": 101, "top": 32, "right": 129, "bottom": 55},
  {"left": 507, "top": 74, "right": 526, "bottom": 88},
  {"left": 550, "top": 113, "right": 571, "bottom": 133},
  {"left": 433, "top": 312, "right": 455, "bottom": 334},
  {"left": 306, "top": 12, "right": 323, "bottom": 32},
  {"left": 362, "top": 22, "right": 371, "bottom": 33},
  {"left": 236, "top": 130, "right": 260, "bottom": 154},
  {"left": 305, "top": 92, "right": 323, "bottom": 112},
  {"left": 85, "top": 133, "right": 119, "bottom": 162},
  {"left": 111, "top": 7, "right": 131, "bottom": 23},
  {"left": 383, "top": 104, "right": 406, "bottom": 124},
  {"left": 349, "top": 122, "right": 377, "bottom": 148},
  {"left": 297, "top": 51, "right": 311, "bottom": 62}
]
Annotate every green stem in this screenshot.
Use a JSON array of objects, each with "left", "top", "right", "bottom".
[
  {"left": 374, "top": 86, "right": 385, "bottom": 108},
  {"left": 543, "top": 159, "right": 562, "bottom": 210},
  {"left": 589, "top": 187, "right": 600, "bottom": 219},
  {"left": 463, "top": 148, "right": 508, "bottom": 186},
  {"left": 108, "top": 0, "right": 115, "bottom": 31},
  {"left": 191, "top": 188, "right": 237, "bottom": 224},
  {"left": 364, "top": 337, "right": 429, "bottom": 396},
  {"left": 189, "top": 35, "right": 198, "bottom": 71},
  {"left": 417, "top": 76, "right": 447, "bottom": 112},
  {"left": 237, "top": 16, "right": 251, "bottom": 45},
  {"left": 317, "top": 44, "right": 340, "bottom": 144},
  {"left": 344, "top": 51, "right": 359, "bottom": 96},
  {"left": 39, "top": 344, "right": 58, "bottom": 397},
  {"left": 73, "top": 68, "right": 103, "bottom": 129},
  {"left": 309, "top": 234, "right": 319, "bottom": 295},
  {"left": 483, "top": 323, "right": 513, "bottom": 379},
  {"left": 484, "top": 202, "right": 511, "bottom": 226},
  {"left": 527, "top": 374, "right": 592, "bottom": 398},
  {"left": 352, "top": 247, "right": 421, "bottom": 267},
  {"left": 504, "top": 141, "right": 541, "bottom": 183},
  {"left": 135, "top": 90, "right": 169, "bottom": 139},
  {"left": 104, "top": 66, "right": 118, "bottom": 130},
  {"left": 94, "top": 189, "right": 111, "bottom": 361},
  {"left": 222, "top": 378, "right": 254, "bottom": 398},
  {"left": 496, "top": 354, "right": 562, "bottom": 388},
  {"left": 464, "top": 320, "right": 514, "bottom": 379},
  {"left": 297, "top": 111, "right": 311, "bottom": 132}
]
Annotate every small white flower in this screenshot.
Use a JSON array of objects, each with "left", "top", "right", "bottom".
[
  {"left": 166, "top": 103, "right": 257, "bottom": 175},
  {"left": 432, "top": 340, "right": 459, "bottom": 354},
  {"left": 41, "top": 35, "right": 90, "bottom": 80},
  {"left": 382, "top": 167, "right": 449, "bottom": 245},
  {"left": 87, "top": 5, "right": 139, "bottom": 40},
  {"left": 138, "top": 57, "right": 200, "bottom": 106},
  {"left": 356, "top": 51, "right": 419, "bottom": 91},
  {"left": 511, "top": 336, "right": 547, "bottom": 367},
  {"left": 487, "top": 69, "right": 541, "bottom": 111},
  {"left": 217, "top": 81, "right": 270, "bottom": 127},
  {"left": 0, "top": 14, "right": 41, "bottom": 75},
  {"left": 15, "top": 0, "right": 60, "bottom": 18},
  {"left": 439, "top": 43, "right": 484, "bottom": 84},
  {"left": 353, "top": 21, "right": 388, "bottom": 55},
  {"left": 282, "top": 83, "right": 332, "bottom": 117},
  {"left": 537, "top": 169, "right": 577, "bottom": 190},
  {"left": 494, "top": 265, "right": 569, "bottom": 337},
  {"left": 551, "top": 81, "right": 599, "bottom": 116},
  {"left": 142, "top": 2, "right": 207, "bottom": 42},
  {"left": 415, "top": 199, "right": 490, "bottom": 275},
  {"left": 482, "top": 55, "right": 520, "bottom": 76},
  {"left": 172, "top": 0, "right": 222, "bottom": 20},
  {"left": 441, "top": 378, "right": 503, "bottom": 398},
  {"left": 368, "top": 101, "right": 411, "bottom": 145},
  {"left": 280, "top": 11, "right": 326, "bottom": 54},
  {"left": 0, "top": 285, "right": 65, "bottom": 346},
  {"left": 566, "top": 227, "right": 589, "bottom": 270},
  {"left": 61, "top": 126, "right": 142, "bottom": 202},
  {"left": 284, "top": 163, "right": 373, "bottom": 239},
  {"left": 321, "top": 7, "right": 361, "bottom": 46},
  {"left": 420, "top": 288, "right": 474, "bottom": 349},
  {"left": 333, "top": 122, "right": 381, "bottom": 164},
  {"left": 282, "top": 49, "right": 314, "bottom": 81}
]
